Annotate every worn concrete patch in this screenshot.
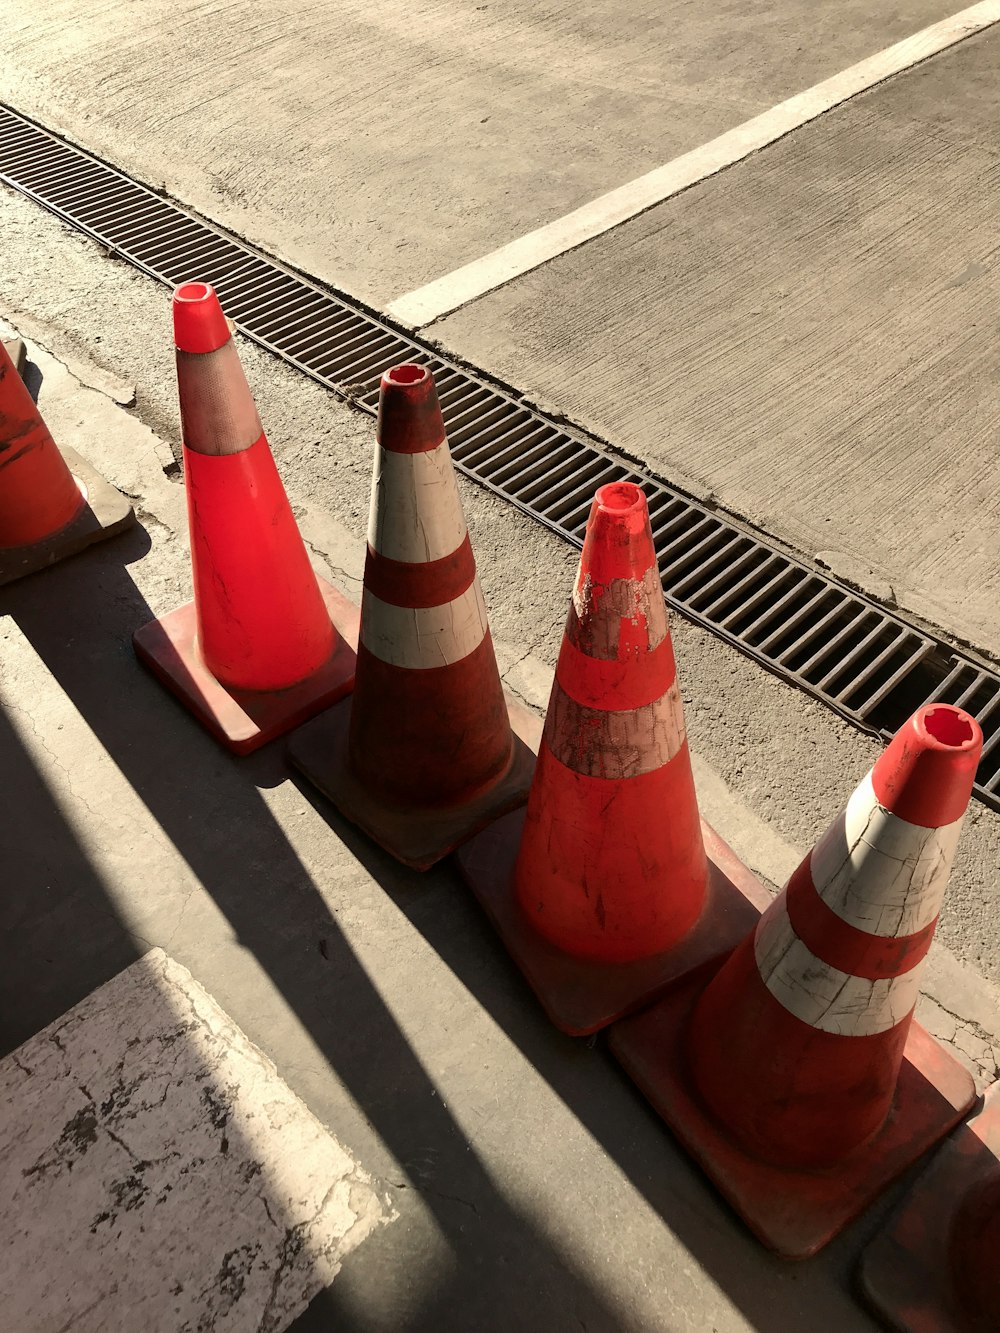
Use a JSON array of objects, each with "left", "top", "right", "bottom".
[{"left": 0, "top": 950, "right": 393, "bottom": 1333}]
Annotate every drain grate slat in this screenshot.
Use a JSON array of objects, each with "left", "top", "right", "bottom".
[{"left": 3, "top": 102, "right": 1000, "bottom": 810}]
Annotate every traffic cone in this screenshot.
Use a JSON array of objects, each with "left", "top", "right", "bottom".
[
  {"left": 455, "top": 481, "right": 764, "bottom": 1035},
  {"left": 288, "top": 363, "right": 535, "bottom": 870},
  {"left": 0, "top": 336, "right": 134, "bottom": 585},
  {"left": 610, "top": 703, "right": 982, "bottom": 1257},
  {"left": 133, "top": 282, "right": 358, "bottom": 754},
  {"left": 861, "top": 1079, "right": 1000, "bottom": 1332}
]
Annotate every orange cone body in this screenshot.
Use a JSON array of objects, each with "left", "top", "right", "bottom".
[
  {"left": 687, "top": 703, "right": 982, "bottom": 1169},
  {"left": 0, "top": 338, "right": 85, "bottom": 548},
  {"left": 514, "top": 481, "right": 706, "bottom": 963},
  {"left": 174, "top": 283, "right": 335, "bottom": 691},
  {"left": 950, "top": 1172, "right": 1000, "bottom": 1332},
  {"left": 861, "top": 1079, "right": 1000, "bottom": 1332},
  {"left": 610, "top": 703, "right": 981, "bottom": 1256},
  {"left": 347, "top": 365, "right": 514, "bottom": 805},
  {"left": 133, "top": 283, "right": 357, "bottom": 752},
  {"left": 287, "top": 363, "right": 533, "bottom": 867}
]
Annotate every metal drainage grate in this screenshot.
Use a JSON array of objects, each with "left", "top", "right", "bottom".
[{"left": 2, "top": 102, "right": 999, "bottom": 809}]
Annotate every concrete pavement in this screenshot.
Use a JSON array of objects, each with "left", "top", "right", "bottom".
[
  {"left": 2, "top": 1, "right": 1000, "bottom": 1324},
  {"left": 1, "top": 0, "right": 965, "bottom": 306},
  {"left": 431, "top": 25, "right": 1000, "bottom": 656},
  {"left": 1, "top": 203, "right": 999, "bottom": 1325}
]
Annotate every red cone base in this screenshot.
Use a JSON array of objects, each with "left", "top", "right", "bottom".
[
  {"left": 608, "top": 964, "right": 976, "bottom": 1258},
  {"left": 455, "top": 810, "right": 767, "bottom": 1036},
  {"left": 287, "top": 691, "right": 537, "bottom": 870},
  {"left": 860, "top": 1082, "right": 1000, "bottom": 1332},
  {"left": 0, "top": 445, "right": 135, "bottom": 586},
  {"left": 134, "top": 579, "right": 358, "bottom": 754}
]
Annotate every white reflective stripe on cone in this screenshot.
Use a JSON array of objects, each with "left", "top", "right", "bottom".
[
  {"left": 368, "top": 440, "right": 468, "bottom": 564},
  {"left": 753, "top": 899, "right": 922, "bottom": 1036},
  {"left": 544, "top": 679, "right": 685, "bottom": 779},
  {"left": 360, "top": 579, "right": 489, "bottom": 669},
  {"left": 809, "top": 772, "right": 965, "bottom": 939}
]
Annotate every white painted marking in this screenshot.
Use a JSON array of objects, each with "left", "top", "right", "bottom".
[
  {"left": 754, "top": 900, "right": 922, "bottom": 1035},
  {"left": 386, "top": 2, "right": 1000, "bottom": 327},
  {"left": 368, "top": 439, "right": 468, "bottom": 563},
  {"left": 810, "top": 772, "right": 965, "bottom": 937},
  {"left": 360, "top": 578, "right": 488, "bottom": 668},
  {"left": 0, "top": 950, "right": 392, "bottom": 1332}
]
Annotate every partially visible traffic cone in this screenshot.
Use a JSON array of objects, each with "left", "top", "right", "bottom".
[
  {"left": 861, "top": 1080, "right": 1000, "bottom": 1333},
  {"left": 0, "top": 336, "right": 134, "bottom": 585},
  {"left": 610, "top": 704, "right": 982, "bottom": 1257},
  {"left": 455, "top": 481, "right": 763, "bottom": 1034},
  {"left": 288, "top": 363, "right": 535, "bottom": 869},
  {"left": 133, "top": 282, "right": 357, "bottom": 753}
]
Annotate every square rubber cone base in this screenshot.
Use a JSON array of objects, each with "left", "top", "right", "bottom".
[
  {"left": 608, "top": 968, "right": 977, "bottom": 1259},
  {"left": 859, "top": 1082, "right": 1000, "bottom": 1332},
  {"left": 0, "top": 446, "right": 135, "bottom": 586},
  {"left": 287, "top": 695, "right": 538, "bottom": 871},
  {"left": 133, "top": 579, "right": 359, "bottom": 755},
  {"left": 454, "top": 810, "right": 768, "bottom": 1036}
]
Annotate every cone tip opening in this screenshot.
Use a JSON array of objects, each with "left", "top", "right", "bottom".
[
  {"left": 173, "top": 282, "right": 231, "bottom": 354},
  {"left": 595, "top": 481, "right": 646, "bottom": 516},
  {"left": 377, "top": 364, "right": 443, "bottom": 453},
  {"left": 383, "top": 364, "right": 430, "bottom": 387},
  {"left": 915, "top": 704, "right": 981, "bottom": 752}
]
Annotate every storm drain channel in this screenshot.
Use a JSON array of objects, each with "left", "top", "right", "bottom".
[{"left": 3, "top": 103, "right": 999, "bottom": 810}]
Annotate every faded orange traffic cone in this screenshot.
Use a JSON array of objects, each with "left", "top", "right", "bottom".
[
  {"left": 133, "top": 282, "right": 358, "bottom": 753},
  {"left": 456, "top": 481, "right": 764, "bottom": 1035},
  {"left": 0, "top": 337, "right": 134, "bottom": 584},
  {"left": 288, "top": 363, "right": 535, "bottom": 869},
  {"left": 610, "top": 704, "right": 982, "bottom": 1257},
  {"left": 861, "top": 1079, "right": 1000, "bottom": 1332}
]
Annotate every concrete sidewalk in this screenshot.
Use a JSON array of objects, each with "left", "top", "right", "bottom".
[
  {"left": 431, "top": 26, "right": 1000, "bottom": 657},
  {"left": 2, "top": 245, "right": 999, "bottom": 1327},
  {"left": 1, "top": 0, "right": 962, "bottom": 307}
]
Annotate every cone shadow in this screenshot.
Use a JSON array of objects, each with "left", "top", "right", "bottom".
[{"left": 3, "top": 543, "right": 630, "bottom": 1331}]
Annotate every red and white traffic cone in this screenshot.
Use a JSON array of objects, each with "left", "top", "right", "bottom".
[
  {"left": 862, "top": 1079, "right": 1000, "bottom": 1333},
  {"left": 288, "top": 363, "right": 535, "bottom": 869},
  {"left": 610, "top": 704, "right": 982, "bottom": 1257},
  {"left": 456, "top": 480, "right": 764, "bottom": 1035},
  {"left": 134, "top": 282, "right": 358, "bottom": 753},
  {"left": 0, "top": 336, "right": 134, "bottom": 585}
]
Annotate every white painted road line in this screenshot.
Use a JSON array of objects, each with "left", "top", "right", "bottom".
[
  {"left": 387, "top": 1, "right": 1000, "bottom": 328},
  {"left": 0, "top": 950, "right": 393, "bottom": 1332}
]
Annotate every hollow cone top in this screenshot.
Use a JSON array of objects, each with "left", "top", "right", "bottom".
[
  {"left": 173, "top": 282, "right": 232, "bottom": 354},
  {"left": 872, "top": 704, "right": 982, "bottom": 828},
  {"left": 376, "top": 364, "right": 445, "bottom": 455},
  {"left": 581, "top": 481, "right": 658, "bottom": 590}
]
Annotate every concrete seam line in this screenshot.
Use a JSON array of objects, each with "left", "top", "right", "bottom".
[{"left": 386, "top": 1, "right": 1000, "bottom": 328}]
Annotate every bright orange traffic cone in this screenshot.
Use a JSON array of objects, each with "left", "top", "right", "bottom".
[
  {"left": 456, "top": 481, "right": 764, "bottom": 1035},
  {"left": 288, "top": 363, "right": 535, "bottom": 869},
  {"left": 610, "top": 704, "right": 981, "bottom": 1257},
  {"left": 133, "top": 282, "right": 357, "bottom": 753},
  {"left": 861, "top": 1079, "right": 1000, "bottom": 1332},
  {"left": 0, "top": 337, "right": 134, "bottom": 584}
]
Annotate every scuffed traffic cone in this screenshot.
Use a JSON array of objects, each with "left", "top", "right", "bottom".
[
  {"left": 0, "top": 337, "right": 134, "bottom": 585},
  {"left": 288, "top": 363, "right": 535, "bottom": 869},
  {"left": 861, "top": 1079, "right": 1000, "bottom": 1332},
  {"left": 610, "top": 704, "right": 982, "bottom": 1257},
  {"left": 455, "top": 481, "right": 764, "bottom": 1035},
  {"left": 133, "top": 282, "right": 357, "bottom": 753}
]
